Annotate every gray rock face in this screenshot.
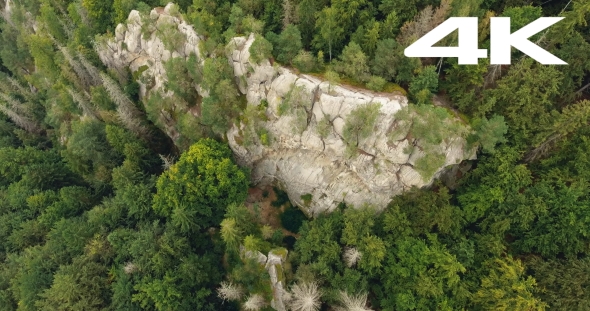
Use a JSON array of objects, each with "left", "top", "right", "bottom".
[
  {"left": 240, "top": 246, "right": 288, "bottom": 311},
  {"left": 97, "top": 6, "right": 476, "bottom": 215},
  {"left": 96, "top": 3, "right": 204, "bottom": 141},
  {"left": 226, "top": 35, "right": 475, "bottom": 215}
]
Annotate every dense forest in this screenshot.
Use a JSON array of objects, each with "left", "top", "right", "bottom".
[{"left": 0, "top": 0, "right": 589, "bottom": 310}]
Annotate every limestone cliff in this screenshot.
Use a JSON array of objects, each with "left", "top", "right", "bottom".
[{"left": 97, "top": 4, "right": 476, "bottom": 214}]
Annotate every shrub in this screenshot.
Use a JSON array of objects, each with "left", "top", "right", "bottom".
[
  {"left": 293, "top": 50, "right": 316, "bottom": 72},
  {"left": 257, "top": 127, "right": 270, "bottom": 146},
  {"left": 300, "top": 193, "right": 312, "bottom": 206},
  {"left": 414, "top": 152, "right": 446, "bottom": 181},
  {"left": 272, "top": 229, "right": 284, "bottom": 244},
  {"left": 366, "top": 76, "right": 386, "bottom": 92}
]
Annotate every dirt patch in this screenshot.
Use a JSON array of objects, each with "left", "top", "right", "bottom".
[{"left": 245, "top": 186, "right": 299, "bottom": 238}]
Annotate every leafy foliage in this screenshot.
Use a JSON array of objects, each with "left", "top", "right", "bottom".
[
  {"left": 342, "top": 103, "right": 380, "bottom": 152},
  {"left": 152, "top": 139, "right": 249, "bottom": 231},
  {"left": 0, "top": 1, "right": 588, "bottom": 311},
  {"left": 249, "top": 35, "right": 273, "bottom": 64}
]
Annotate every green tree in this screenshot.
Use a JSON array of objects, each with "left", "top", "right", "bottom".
[
  {"left": 152, "top": 139, "right": 249, "bottom": 231},
  {"left": 61, "top": 119, "right": 122, "bottom": 185},
  {"left": 201, "top": 56, "right": 234, "bottom": 90},
  {"left": 164, "top": 56, "right": 201, "bottom": 106},
  {"left": 409, "top": 65, "right": 438, "bottom": 104},
  {"left": 295, "top": 211, "right": 344, "bottom": 280},
  {"left": 36, "top": 256, "right": 109, "bottom": 311},
  {"left": 484, "top": 59, "right": 562, "bottom": 146},
  {"left": 335, "top": 42, "right": 370, "bottom": 83},
  {"left": 275, "top": 25, "right": 302, "bottom": 64},
  {"left": 81, "top": 0, "right": 114, "bottom": 34},
  {"left": 229, "top": 4, "right": 246, "bottom": 35},
  {"left": 201, "top": 79, "right": 242, "bottom": 134},
  {"left": 467, "top": 115, "right": 508, "bottom": 153},
  {"left": 363, "top": 20, "right": 380, "bottom": 57},
  {"left": 379, "top": 235, "right": 467, "bottom": 311},
  {"left": 371, "top": 39, "right": 400, "bottom": 81},
  {"left": 297, "top": 0, "right": 318, "bottom": 48},
  {"left": 262, "top": 0, "right": 283, "bottom": 34},
  {"left": 387, "top": 186, "right": 463, "bottom": 238},
  {"left": 528, "top": 257, "right": 590, "bottom": 311},
  {"left": 441, "top": 59, "right": 489, "bottom": 116},
  {"left": 249, "top": 35, "right": 273, "bottom": 63},
  {"left": 527, "top": 100, "right": 590, "bottom": 162},
  {"left": 314, "top": 7, "right": 344, "bottom": 62},
  {"left": 473, "top": 256, "right": 546, "bottom": 311}
]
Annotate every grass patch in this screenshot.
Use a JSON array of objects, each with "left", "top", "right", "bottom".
[
  {"left": 300, "top": 193, "right": 312, "bottom": 206},
  {"left": 271, "top": 247, "right": 288, "bottom": 258},
  {"left": 132, "top": 65, "right": 149, "bottom": 81},
  {"left": 275, "top": 264, "right": 284, "bottom": 283}
]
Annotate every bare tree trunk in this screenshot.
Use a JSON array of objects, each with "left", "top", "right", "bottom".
[
  {"left": 0, "top": 104, "right": 40, "bottom": 133},
  {"left": 77, "top": 51, "right": 102, "bottom": 86},
  {"left": 0, "top": 93, "right": 32, "bottom": 116},
  {"left": 525, "top": 133, "right": 561, "bottom": 162},
  {"left": 575, "top": 81, "right": 590, "bottom": 95},
  {"left": 67, "top": 87, "right": 98, "bottom": 120},
  {"left": 484, "top": 64, "right": 502, "bottom": 87},
  {"left": 7, "top": 77, "right": 34, "bottom": 100},
  {"left": 100, "top": 72, "right": 150, "bottom": 138},
  {"left": 59, "top": 47, "right": 92, "bottom": 89}
]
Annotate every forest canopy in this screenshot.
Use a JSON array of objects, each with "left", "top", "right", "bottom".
[{"left": 0, "top": 0, "right": 588, "bottom": 310}]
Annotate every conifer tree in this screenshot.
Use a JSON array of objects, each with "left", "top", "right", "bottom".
[
  {"left": 290, "top": 282, "right": 322, "bottom": 311},
  {"left": 100, "top": 72, "right": 149, "bottom": 138}
]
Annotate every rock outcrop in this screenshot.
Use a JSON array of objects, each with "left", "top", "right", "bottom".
[
  {"left": 96, "top": 3, "right": 204, "bottom": 141},
  {"left": 226, "top": 34, "right": 474, "bottom": 214},
  {"left": 241, "top": 247, "right": 289, "bottom": 311},
  {"left": 97, "top": 4, "right": 476, "bottom": 215}
]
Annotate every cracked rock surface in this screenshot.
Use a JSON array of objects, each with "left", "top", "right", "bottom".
[
  {"left": 227, "top": 35, "right": 475, "bottom": 215},
  {"left": 98, "top": 9, "right": 476, "bottom": 215},
  {"left": 96, "top": 3, "right": 205, "bottom": 141}
]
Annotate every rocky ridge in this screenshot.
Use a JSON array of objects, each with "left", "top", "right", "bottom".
[{"left": 97, "top": 4, "right": 476, "bottom": 215}]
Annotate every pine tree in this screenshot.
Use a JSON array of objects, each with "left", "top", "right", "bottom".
[
  {"left": 526, "top": 99, "right": 590, "bottom": 162},
  {"left": 0, "top": 103, "right": 40, "bottom": 133},
  {"left": 336, "top": 291, "right": 372, "bottom": 311},
  {"left": 221, "top": 218, "right": 243, "bottom": 251},
  {"left": 100, "top": 72, "right": 149, "bottom": 138},
  {"left": 77, "top": 51, "right": 102, "bottom": 86},
  {"left": 282, "top": 0, "right": 294, "bottom": 28},
  {"left": 217, "top": 281, "right": 244, "bottom": 301},
  {"left": 244, "top": 294, "right": 266, "bottom": 310},
  {"left": 289, "top": 282, "right": 322, "bottom": 311},
  {"left": 67, "top": 87, "right": 98, "bottom": 119},
  {"left": 342, "top": 247, "right": 362, "bottom": 268}
]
